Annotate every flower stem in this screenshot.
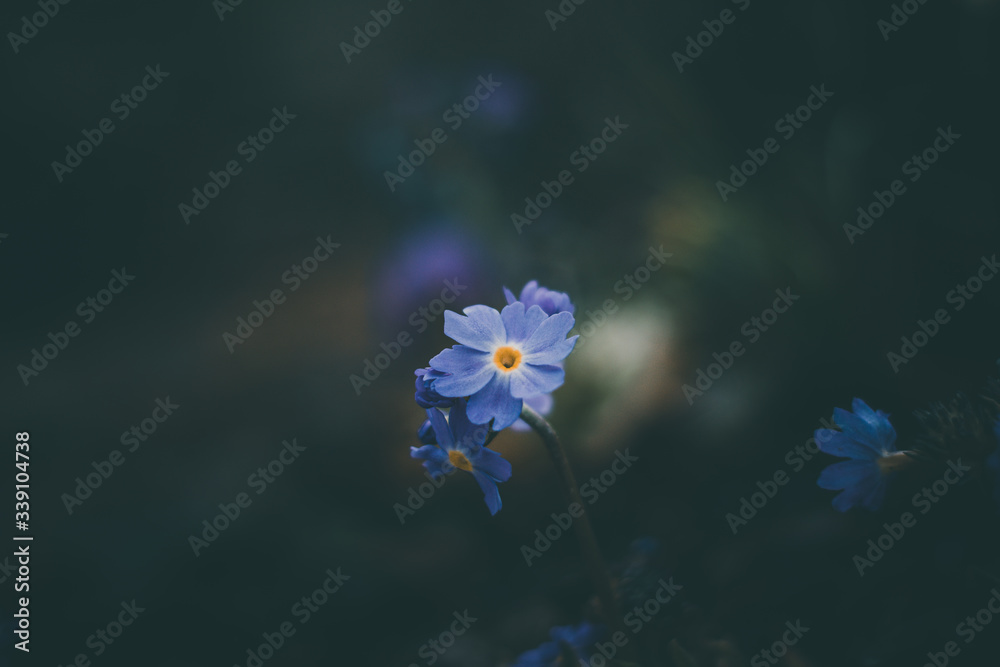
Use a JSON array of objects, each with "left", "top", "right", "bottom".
[{"left": 520, "top": 405, "right": 624, "bottom": 633}]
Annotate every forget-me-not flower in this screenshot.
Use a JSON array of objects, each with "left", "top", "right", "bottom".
[
  {"left": 428, "top": 302, "right": 577, "bottom": 430},
  {"left": 816, "top": 398, "right": 908, "bottom": 511}
]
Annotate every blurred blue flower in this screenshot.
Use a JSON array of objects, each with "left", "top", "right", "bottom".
[
  {"left": 429, "top": 302, "right": 577, "bottom": 430},
  {"left": 510, "top": 393, "right": 553, "bottom": 432},
  {"left": 374, "top": 227, "right": 488, "bottom": 330},
  {"left": 512, "top": 622, "right": 604, "bottom": 667},
  {"left": 414, "top": 367, "right": 456, "bottom": 409},
  {"left": 504, "top": 280, "right": 575, "bottom": 316},
  {"left": 816, "top": 398, "right": 907, "bottom": 512},
  {"left": 410, "top": 399, "right": 512, "bottom": 515}
]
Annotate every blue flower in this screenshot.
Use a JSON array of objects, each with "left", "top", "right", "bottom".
[
  {"left": 414, "top": 367, "right": 456, "bottom": 409},
  {"left": 816, "top": 398, "right": 908, "bottom": 512},
  {"left": 410, "top": 398, "right": 512, "bottom": 515},
  {"left": 428, "top": 302, "right": 577, "bottom": 430},
  {"left": 504, "top": 280, "right": 575, "bottom": 316},
  {"left": 511, "top": 622, "right": 604, "bottom": 667}
]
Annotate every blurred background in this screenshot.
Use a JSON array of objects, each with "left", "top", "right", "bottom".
[{"left": 2, "top": 0, "right": 1000, "bottom": 665}]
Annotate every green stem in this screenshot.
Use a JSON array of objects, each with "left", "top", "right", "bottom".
[{"left": 519, "top": 405, "right": 624, "bottom": 635}]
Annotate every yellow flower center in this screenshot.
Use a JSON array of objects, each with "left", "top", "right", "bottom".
[
  {"left": 448, "top": 450, "right": 473, "bottom": 472},
  {"left": 493, "top": 346, "right": 522, "bottom": 372},
  {"left": 877, "top": 451, "right": 912, "bottom": 475}
]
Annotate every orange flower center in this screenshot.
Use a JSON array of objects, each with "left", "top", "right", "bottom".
[
  {"left": 877, "top": 451, "right": 912, "bottom": 475},
  {"left": 448, "top": 450, "right": 473, "bottom": 472},
  {"left": 493, "top": 346, "right": 522, "bottom": 372}
]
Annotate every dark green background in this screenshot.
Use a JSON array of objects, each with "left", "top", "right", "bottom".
[{"left": 2, "top": 0, "right": 999, "bottom": 665}]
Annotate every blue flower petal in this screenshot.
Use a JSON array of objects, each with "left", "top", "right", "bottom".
[
  {"left": 523, "top": 335, "right": 577, "bottom": 366},
  {"left": 529, "top": 392, "right": 554, "bottom": 413},
  {"left": 429, "top": 346, "right": 494, "bottom": 396},
  {"left": 467, "top": 373, "right": 523, "bottom": 429},
  {"left": 833, "top": 407, "right": 881, "bottom": 449},
  {"left": 815, "top": 429, "right": 880, "bottom": 460},
  {"left": 511, "top": 393, "right": 554, "bottom": 432},
  {"left": 417, "top": 420, "right": 435, "bottom": 444},
  {"left": 521, "top": 311, "right": 576, "bottom": 355},
  {"left": 503, "top": 285, "right": 518, "bottom": 306},
  {"left": 448, "top": 400, "right": 489, "bottom": 451},
  {"left": 851, "top": 398, "right": 877, "bottom": 422},
  {"left": 851, "top": 398, "right": 897, "bottom": 450},
  {"left": 832, "top": 483, "right": 872, "bottom": 512},
  {"left": 511, "top": 642, "right": 560, "bottom": 667},
  {"left": 425, "top": 408, "right": 454, "bottom": 449},
  {"left": 873, "top": 410, "right": 897, "bottom": 450},
  {"left": 519, "top": 280, "right": 540, "bottom": 302},
  {"left": 410, "top": 445, "right": 451, "bottom": 479},
  {"left": 818, "top": 459, "right": 878, "bottom": 490},
  {"left": 501, "top": 302, "right": 548, "bottom": 342},
  {"left": 470, "top": 446, "right": 513, "bottom": 482},
  {"left": 472, "top": 469, "right": 502, "bottom": 515},
  {"left": 414, "top": 367, "right": 455, "bottom": 409},
  {"left": 443, "top": 306, "right": 505, "bottom": 351},
  {"left": 510, "top": 363, "right": 565, "bottom": 398},
  {"left": 410, "top": 444, "right": 446, "bottom": 462}
]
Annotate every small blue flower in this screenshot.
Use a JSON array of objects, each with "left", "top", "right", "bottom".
[
  {"left": 504, "top": 280, "right": 575, "bottom": 316},
  {"left": 414, "top": 367, "right": 456, "bottom": 409},
  {"left": 429, "top": 302, "right": 577, "bottom": 430},
  {"left": 410, "top": 399, "right": 512, "bottom": 515},
  {"left": 511, "top": 622, "right": 605, "bottom": 667},
  {"left": 816, "top": 398, "right": 907, "bottom": 512}
]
